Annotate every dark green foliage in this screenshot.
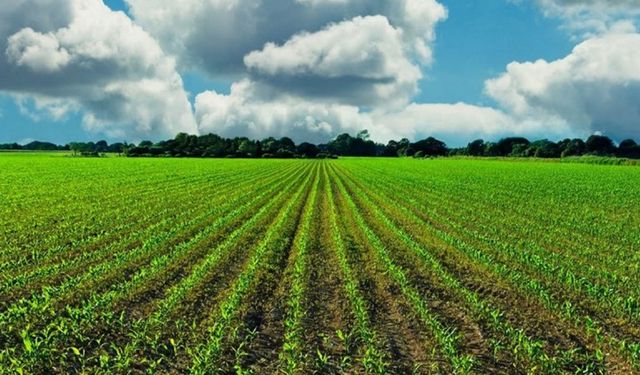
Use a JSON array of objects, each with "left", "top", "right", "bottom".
[
  {"left": 529, "top": 139, "right": 560, "bottom": 158},
  {"left": 496, "top": 137, "right": 531, "bottom": 156},
  {"left": 586, "top": 135, "right": 616, "bottom": 156},
  {"left": 3, "top": 130, "right": 639, "bottom": 161},
  {"left": 0, "top": 141, "right": 68, "bottom": 151},
  {"left": 382, "top": 140, "right": 399, "bottom": 157},
  {"left": 560, "top": 139, "right": 586, "bottom": 158},
  {"left": 412, "top": 137, "right": 448, "bottom": 157},
  {"left": 466, "top": 139, "right": 485, "bottom": 156},
  {"left": 327, "top": 132, "right": 377, "bottom": 156},
  {"left": 296, "top": 142, "right": 320, "bottom": 158},
  {"left": 396, "top": 138, "right": 411, "bottom": 156},
  {"left": 617, "top": 139, "right": 640, "bottom": 159},
  {"left": 484, "top": 142, "right": 500, "bottom": 156}
]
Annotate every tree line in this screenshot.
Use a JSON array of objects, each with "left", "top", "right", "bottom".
[
  {"left": 0, "top": 140, "right": 126, "bottom": 156},
  {"left": 124, "top": 132, "right": 640, "bottom": 159},
  {"left": 2, "top": 131, "right": 639, "bottom": 160}
]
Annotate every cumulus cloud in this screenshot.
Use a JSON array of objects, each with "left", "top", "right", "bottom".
[
  {"left": 6, "top": 28, "right": 71, "bottom": 72},
  {"left": 6, "top": 0, "right": 637, "bottom": 145},
  {"left": 538, "top": 0, "right": 640, "bottom": 13},
  {"left": 369, "top": 103, "right": 562, "bottom": 144},
  {"left": 195, "top": 80, "right": 370, "bottom": 143},
  {"left": 194, "top": 79, "right": 570, "bottom": 145},
  {"left": 485, "top": 32, "right": 640, "bottom": 140},
  {"left": 0, "top": 0, "right": 196, "bottom": 139},
  {"left": 535, "top": 0, "right": 640, "bottom": 36},
  {"left": 244, "top": 16, "right": 421, "bottom": 108},
  {"left": 125, "top": 0, "right": 447, "bottom": 75},
  {"left": 124, "top": 0, "right": 458, "bottom": 141}
]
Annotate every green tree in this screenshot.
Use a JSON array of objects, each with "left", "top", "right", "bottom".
[
  {"left": 238, "top": 140, "right": 257, "bottom": 156},
  {"left": 586, "top": 135, "right": 616, "bottom": 155},
  {"left": 467, "top": 139, "right": 485, "bottom": 156},
  {"left": 617, "top": 139, "right": 640, "bottom": 159},
  {"left": 412, "top": 137, "right": 448, "bottom": 156}
]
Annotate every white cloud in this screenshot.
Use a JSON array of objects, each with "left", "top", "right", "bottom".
[
  {"left": 372, "top": 102, "right": 579, "bottom": 146},
  {"left": 485, "top": 32, "right": 640, "bottom": 140},
  {"left": 125, "top": 0, "right": 447, "bottom": 75},
  {"left": 6, "top": 28, "right": 71, "bottom": 72},
  {"left": 195, "top": 80, "right": 370, "bottom": 143},
  {"left": 194, "top": 79, "right": 570, "bottom": 145},
  {"left": 538, "top": 0, "right": 640, "bottom": 13},
  {"left": 0, "top": 0, "right": 196, "bottom": 140},
  {"left": 127, "top": 0, "right": 464, "bottom": 142},
  {"left": 5, "top": 0, "right": 637, "bottom": 146},
  {"left": 535, "top": 0, "right": 640, "bottom": 36},
  {"left": 244, "top": 16, "right": 421, "bottom": 108}
]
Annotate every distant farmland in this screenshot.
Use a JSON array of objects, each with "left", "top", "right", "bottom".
[{"left": 1, "top": 154, "right": 639, "bottom": 374}]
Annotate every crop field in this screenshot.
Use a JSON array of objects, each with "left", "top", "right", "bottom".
[{"left": 1, "top": 154, "right": 640, "bottom": 374}]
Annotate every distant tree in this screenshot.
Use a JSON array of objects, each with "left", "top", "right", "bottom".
[
  {"left": 617, "top": 139, "right": 640, "bottom": 159},
  {"left": 279, "top": 137, "right": 296, "bottom": 152},
  {"left": 0, "top": 143, "right": 22, "bottom": 150},
  {"left": 95, "top": 140, "right": 108, "bottom": 153},
  {"left": 69, "top": 142, "right": 80, "bottom": 155},
  {"left": 296, "top": 142, "right": 320, "bottom": 158},
  {"left": 448, "top": 147, "right": 467, "bottom": 156},
  {"left": 496, "top": 137, "right": 530, "bottom": 156},
  {"left": 412, "top": 137, "right": 448, "bottom": 156},
  {"left": 262, "top": 137, "right": 279, "bottom": 154},
  {"left": 238, "top": 139, "right": 257, "bottom": 156},
  {"left": 561, "top": 138, "right": 586, "bottom": 157},
  {"left": 351, "top": 136, "right": 376, "bottom": 156},
  {"left": 529, "top": 139, "right": 560, "bottom": 158},
  {"left": 484, "top": 142, "right": 500, "bottom": 156},
  {"left": 275, "top": 148, "right": 295, "bottom": 158},
  {"left": 327, "top": 132, "right": 375, "bottom": 156},
  {"left": 203, "top": 143, "right": 227, "bottom": 157},
  {"left": 397, "top": 138, "right": 411, "bottom": 156},
  {"left": 382, "top": 140, "right": 399, "bottom": 157},
  {"left": 403, "top": 146, "right": 416, "bottom": 157},
  {"left": 174, "top": 132, "right": 189, "bottom": 147},
  {"left": 107, "top": 142, "right": 125, "bottom": 154},
  {"left": 357, "top": 129, "right": 371, "bottom": 140},
  {"left": 586, "top": 135, "right": 616, "bottom": 156},
  {"left": 510, "top": 143, "right": 529, "bottom": 157},
  {"left": 467, "top": 139, "right": 485, "bottom": 156},
  {"left": 327, "top": 133, "right": 351, "bottom": 155},
  {"left": 50, "top": 130, "right": 639, "bottom": 161},
  {"left": 24, "top": 141, "right": 61, "bottom": 151}
]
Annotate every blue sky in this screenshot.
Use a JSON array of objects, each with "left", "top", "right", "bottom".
[
  {"left": 418, "top": 1, "right": 572, "bottom": 105},
  {"left": 0, "top": 0, "right": 638, "bottom": 145}
]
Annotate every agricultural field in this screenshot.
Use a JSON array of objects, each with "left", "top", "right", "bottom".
[{"left": 1, "top": 153, "right": 640, "bottom": 374}]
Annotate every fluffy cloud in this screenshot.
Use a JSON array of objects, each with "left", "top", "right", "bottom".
[
  {"left": 123, "top": 0, "right": 458, "bottom": 142},
  {"left": 538, "top": 0, "right": 640, "bottom": 13},
  {"left": 125, "top": 0, "right": 447, "bottom": 75},
  {"left": 535, "top": 0, "right": 640, "bottom": 35},
  {"left": 369, "top": 103, "right": 558, "bottom": 144},
  {"left": 485, "top": 32, "right": 640, "bottom": 140},
  {"left": 6, "top": 28, "right": 71, "bottom": 73},
  {"left": 194, "top": 79, "right": 568, "bottom": 145},
  {"left": 0, "top": 0, "right": 196, "bottom": 139},
  {"left": 195, "top": 80, "right": 370, "bottom": 143},
  {"left": 244, "top": 16, "right": 421, "bottom": 108},
  {"left": 6, "top": 0, "right": 637, "bottom": 145}
]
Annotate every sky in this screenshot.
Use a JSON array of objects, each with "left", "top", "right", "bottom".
[{"left": 0, "top": 0, "right": 639, "bottom": 146}]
